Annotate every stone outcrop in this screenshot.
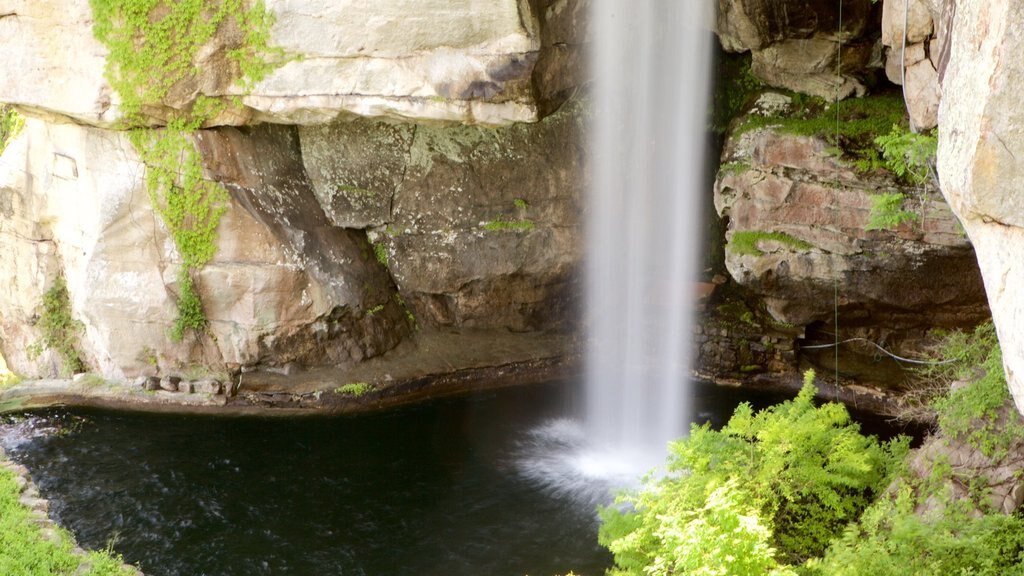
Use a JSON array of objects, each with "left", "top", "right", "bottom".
[
  {"left": 938, "top": 0, "right": 1024, "bottom": 414},
  {"left": 715, "top": 97, "right": 987, "bottom": 333},
  {"left": 0, "top": 0, "right": 585, "bottom": 127},
  {"left": 715, "top": 0, "right": 880, "bottom": 99},
  {"left": 879, "top": 0, "right": 951, "bottom": 129},
  {"left": 0, "top": 119, "right": 408, "bottom": 379},
  {"left": 299, "top": 100, "right": 585, "bottom": 330}
]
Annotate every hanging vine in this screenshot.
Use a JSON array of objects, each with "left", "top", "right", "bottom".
[{"left": 89, "top": 0, "right": 283, "bottom": 341}]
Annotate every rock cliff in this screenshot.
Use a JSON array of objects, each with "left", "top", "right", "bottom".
[
  {"left": 0, "top": 0, "right": 585, "bottom": 382},
  {"left": 938, "top": 0, "right": 1024, "bottom": 413}
]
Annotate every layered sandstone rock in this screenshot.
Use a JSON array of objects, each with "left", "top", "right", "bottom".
[
  {"left": 938, "top": 0, "right": 1024, "bottom": 413},
  {"left": 715, "top": 101, "right": 986, "bottom": 331},
  {"left": 0, "top": 0, "right": 582, "bottom": 127}
]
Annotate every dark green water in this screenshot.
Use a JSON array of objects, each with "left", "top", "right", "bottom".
[{"left": 1, "top": 381, "right": 919, "bottom": 576}]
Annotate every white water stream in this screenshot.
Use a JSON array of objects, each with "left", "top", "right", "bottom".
[
  {"left": 518, "top": 2, "right": 714, "bottom": 498},
  {"left": 584, "top": 1, "right": 714, "bottom": 471}
]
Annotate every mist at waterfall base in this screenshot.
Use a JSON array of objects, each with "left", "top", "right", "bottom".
[{"left": 518, "top": 2, "right": 714, "bottom": 499}]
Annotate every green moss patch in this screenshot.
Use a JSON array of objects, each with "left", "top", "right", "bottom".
[{"left": 729, "top": 231, "right": 813, "bottom": 257}]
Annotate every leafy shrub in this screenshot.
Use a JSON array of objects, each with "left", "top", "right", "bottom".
[
  {"left": 865, "top": 192, "right": 918, "bottom": 231},
  {"left": 923, "top": 322, "right": 1024, "bottom": 459},
  {"left": 598, "top": 371, "right": 907, "bottom": 572},
  {"left": 29, "top": 277, "right": 85, "bottom": 375},
  {"left": 808, "top": 485, "right": 1024, "bottom": 576}
]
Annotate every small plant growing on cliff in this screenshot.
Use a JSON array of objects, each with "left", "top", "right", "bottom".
[
  {"left": 0, "top": 105, "right": 25, "bottom": 154},
  {"left": 89, "top": 0, "right": 284, "bottom": 342},
  {"left": 29, "top": 277, "right": 86, "bottom": 375},
  {"left": 875, "top": 126, "right": 937, "bottom": 186},
  {"left": 336, "top": 382, "right": 373, "bottom": 397},
  {"left": 865, "top": 192, "right": 918, "bottom": 231}
]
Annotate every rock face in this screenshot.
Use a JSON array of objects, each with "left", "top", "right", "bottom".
[
  {"left": 715, "top": 103, "right": 987, "bottom": 332},
  {"left": 879, "top": 0, "right": 951, "bottom": 129},
  {"left": 716, "top": 0, "right": 880, "bottom": 99},
  {"left": 299, "top": 100, "right": 585, "bottom": 330},
  {"left": 0, "top": 120, "right": 408, "bottom": 379},
  {"left": 938, "top": 0, "right": 1024, "bottom": 413},
  {"left": 0, "top": 0, "right": 585, "bottom": 127}
]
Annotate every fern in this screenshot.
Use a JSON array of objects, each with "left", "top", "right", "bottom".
[
  {"left": 875, "top": 126, "right": 937, "bottom": 186},
  {"left": 866, "top": 192, "right": 918, "bottom": 231},
  {"left": 599, "top": 371, "right": 907, "bottom": 572}
]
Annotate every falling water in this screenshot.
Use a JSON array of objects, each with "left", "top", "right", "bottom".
[
  {"left": 515, "top": 2, "right": 713, "bottom": 498},
  {"left": 585, "top": 2, "right": 713, "bottom": 470}
]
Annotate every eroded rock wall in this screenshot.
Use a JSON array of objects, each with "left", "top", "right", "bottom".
[
  {"left": 299, "top": 100, "right": 585, "bottom": 331},
  {"left": 0, "top": 120, "right": 410, "bottom": 379}
]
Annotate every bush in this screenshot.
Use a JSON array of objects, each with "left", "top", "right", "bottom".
[
  {"left": 808, "top": 484, "right": 1024, "bottom": 575},
  {"left": 598, "top": 371, "right": 907, "bottom": 573}
]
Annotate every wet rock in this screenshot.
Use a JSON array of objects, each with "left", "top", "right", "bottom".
[{"left": 143, "top": 377, "right": 161, "bottom": 392}]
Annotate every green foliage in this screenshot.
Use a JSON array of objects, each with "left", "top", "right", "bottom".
[
  {"left": 0, "top": 105, "right": 25, "bottom": 155},
  {"left": 366, "top": 304, "right": 384, "bottom": 316},
  {"left": 599, "top": 371, "right": 907, "bottom": 572},
  {"left": 737, "top": 93, "right": 908, "bottom": 149},
  {"left": 924, "top": 322, "right": 1024, "bottom": 459},
  {"left": 336, "top": 382, "right": 373, "bottom": 397},
  {"left": 89, "top": 0, "right": 281, "bottom": 125},
  {"left": 808, "top": 485, "right": 1024, "bottom": 575},
  {"left": 481, "top": 217, "right": 535, "bottom": 232},
  {"left": 866, "top": 192, "right": 918, "bottom": 231},
  {"left": 0, "top": 466, "right": 137, "bottom": 575},
  {"left": 30, "top": 278, "right": 86, "bottom": 375},
  {"left": 169, "top": 270, "right": 207, "bottom": 342},
  {"left": 89, "top": 0, "right": 283, "bottom": 341},
  {"left": 729, "top": 230, "right": 813, "bottom": 257},
  {"left": 129, "top": 119, "right": 229, "bottom": 271},
  {"left": 875, "top": 125, "right": 937, "bottom": 186},
  {"left": 512, "top": 198, "right": 529, "bottom": 210},
  {"left": 372, "top": 242, "right": 389, "bottom": 266}
]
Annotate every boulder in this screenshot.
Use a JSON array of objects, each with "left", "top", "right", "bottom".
[
  {"left": 715, "top": 114, "right": 987, "bottom": 331},
  {"left": 716, "top": 0, "right": 879, "bottom": 100},
  {"left": 938, "top": 0, "right": 1024, "bottom": 414},
  {"left": 0, "top": 0, "right": 587, "bottom": 127}
]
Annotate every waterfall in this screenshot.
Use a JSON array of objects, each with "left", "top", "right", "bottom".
[
  {"left": 585, "top": 1, "right": 713, "bottom": 469},
  {"left": 515, "top": 2, "right": 714, "bottom": 500}
]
